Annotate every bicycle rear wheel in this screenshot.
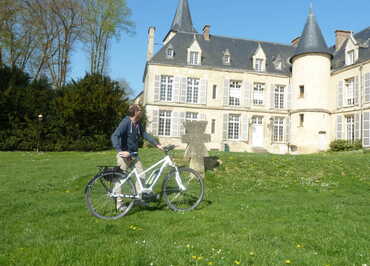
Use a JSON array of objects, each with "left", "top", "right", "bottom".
[
  {"left": 85, "top": 171, "right": 136, "bottom": 220},
  {"left": 163, "top": 167, "right": 204, "bottom": 211}
]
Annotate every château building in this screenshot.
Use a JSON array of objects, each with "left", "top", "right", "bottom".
[{"left": 142, "top": 0, "right": 370, "bottom": 154}]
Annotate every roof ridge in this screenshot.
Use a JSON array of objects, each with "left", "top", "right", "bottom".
[{"left": 177, "top": 31, "right": 293, "bottom": 48}]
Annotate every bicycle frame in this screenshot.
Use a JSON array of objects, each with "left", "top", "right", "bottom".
[{"left": 117, "top": 154, "right": 186, "bottom": 199}]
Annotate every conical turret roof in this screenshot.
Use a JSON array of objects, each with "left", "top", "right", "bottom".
[
  {"left": 290, "top": 8, "right": 332, "bottom": 62},
  {"left": 170, "top": 0, "right": 197, "bottom": 33}
]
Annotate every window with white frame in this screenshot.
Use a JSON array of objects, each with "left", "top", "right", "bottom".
[
  {"left": 272, "top": 117, "right": 284, "bottom": 142},
  {"left": 255, "top": 58, "right": 264, "bottom": 72},
  {"left": 228, "top": 114, "right": 240, "bottom": 140},
  {"left": 229, "top": 80, "right": 241, "bottom": 106},
  {"left": 253, "top": 82, "right": 265, "bottom": 105},
  {"left": 160, "top": 75, "right": 173, "bottom": 101},
  {"left": 224, "top": 55, "right": 230, "bottom": 65},
  {"left": 185, "top": 112, "right": 198, "bottom": 121},
  {"left": 252, "top": 116, "right": 263, "bottom": 125},
  {"left": 347, "top": 50, "right": 355, "bottom": 65},
  {"left": 166, "top": 48, "right": 174, "bottom": 58},
  {"left": 186, "top": 78, "right": 199, "bottom": 104},
  {"left": 158, "top": 110, "right": 171, "bottom": 136},
  {"left": 345, "top": 78, "right": 355, "bottom": 106},
  {"left": 346, "top": 115, "right": 355, "bottom": 142},
  {"left": 189, "top": 51, "right": 199, "bottom": 65},
  {"left": 274, "top": 85, "right": 285, "bottom": 109}
]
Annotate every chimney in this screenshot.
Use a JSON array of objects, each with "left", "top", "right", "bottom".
[
  {"left": 335, "top": 30, "right": 351, "bottom": 51},
  {"left": 147, "top": 26, "right": 156, "bottom": 61},
  {"left": 291, "top": 36, "right": 301, "bottom": 47},
  {"left": 203, "top": 25, "right": 211, "bottom": 41}
]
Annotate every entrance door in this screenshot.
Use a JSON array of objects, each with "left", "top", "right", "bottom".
[{"left": 252, "top": 116, "right": 264, "bottom": 147}]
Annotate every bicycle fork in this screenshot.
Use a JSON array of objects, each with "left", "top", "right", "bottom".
[{"left": 174, "top": 167, "right": 186, "bottom": 191}]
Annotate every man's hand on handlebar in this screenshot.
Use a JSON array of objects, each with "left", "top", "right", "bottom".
[
  {"left": 118, "top": 151, "right": 130, "bottom": 158},
  {"left": 156, "top": 144, "right": 164, "bottom": 151}
]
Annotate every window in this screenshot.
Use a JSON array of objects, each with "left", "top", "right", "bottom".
[
  {"left": 186, "top": 78, "right": 199, "bottom": 104},
  {"left": 345, "top": 78, "right": 355, "bottom": 106},
  {"left": 272, "top": 117, "right": 284, "bottom": 142},
  {"left": 299, "top": 114, "right": 304, "bottom": 127},
  {"left": 229, "top": 80, "right": 241, "bottom": 106},
  {"left": 252, "top": 116, "right": 263, "bottom": 125},
  {"left": 347, "top": 50, "right": 355, "bottom": 65},
  {"left": 253, "top": 83, "right": 265, "bottom": 105},
  {"left": 274, "top": 85, "right": 285, "bottom": 109},
  {"left": 166, "top": 48, "right": 174, "bottom": 58},
  {"left": 159, "top": 111, "right": 171, "bottom": 136},
  {"left": 224, "top": 55, "right": 230, "bottom": 65},
  {"left": 299, "top": 85, "right": 304, "bottom": 98},
  {"left": 212, "top": 85, "right": 217, "bottom": 99},
  {"left": 185, "top": 112, "right": 198, "bottom": 121},
  {"left": 255, "top": 58, "right": 264, "bottom": 72},
  {"left": 160, "top": 75, "right": 173, "bottom": 101},
  {"left": 211, "top": 119, "right": 216, "bottom": 134},
  {"left": 228, "top": 114, "right": 240, "bottom": 140},
  {"left": 189, "top": 51, "right": 199, "bottom": 65},
  {"left": 346, "top": 115, "right": 355, "bottom": 142}
]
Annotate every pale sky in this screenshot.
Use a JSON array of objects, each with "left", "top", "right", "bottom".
[{"left": 70, "top": 0, "right": 370, "bottom": 98}]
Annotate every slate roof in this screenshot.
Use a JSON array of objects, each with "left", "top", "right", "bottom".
[
  {"left": 291, "top": 8, "right": 332, "bottom": 62},
  {"left": 150, "top": 32, "right": 295, "bottom": 76},
  {"left": 170, "top": 0, "right": 197, "bottom": 33}
]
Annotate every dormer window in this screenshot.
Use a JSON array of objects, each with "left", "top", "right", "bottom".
[
  {"left": 187, "top": 36, "right": 202, "bottom": 66},
  {"left": 255, "top": 58, "right": 264, "bottom": 72},
  {"left": 166, "top": 48, "right": 174, "bottom": 59},
  {"left": 223, "top": 49, "right": 231, "bottom": 65},
  {"left": 189, "top": 51, "right": 199, "bottom": 65},
  {"left": 347, "top": 50, "right": 355, "bottom": 65},
  {"left": 252, "top": 43, "right": 266, "bottom": 72}
]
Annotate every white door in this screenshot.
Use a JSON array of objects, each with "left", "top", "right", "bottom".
[
  {"left": 252, "top": 116, "right": 264, "bottom": 147},
  {"left": 318, "top": 132, "right": 327, "bottom": 151}
]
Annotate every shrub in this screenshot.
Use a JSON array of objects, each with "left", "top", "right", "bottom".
[{"left": 329, "top": 139, "right": 362, "bottom": 152}]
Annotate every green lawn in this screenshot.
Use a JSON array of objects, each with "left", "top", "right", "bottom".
[{"left": 0, "top": 149, "right": 369, "bottom": 266}]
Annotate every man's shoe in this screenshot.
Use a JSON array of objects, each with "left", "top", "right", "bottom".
[{"left": 117, "top": 205, "right": 127, "bottom": 212}]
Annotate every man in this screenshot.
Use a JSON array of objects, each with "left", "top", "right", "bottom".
[{"left": 111, "top": 104, "right": 162, "bottom": 210}]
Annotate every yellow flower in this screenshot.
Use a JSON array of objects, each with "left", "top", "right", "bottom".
[
  {"left": 197, "top": 256, "right": 203, "bottom": 260},
  {"left": 249, "top": 252, "right": 255, "bottom": 256},
  {"left": 186, "top": 244, "right": 190, "bottom": 248},
  {"left": 191, "top": 256, "right": 197, "bottom": 260},
  {"left": 285, "top": 259, "right": 291, "bottom": 264},
  {"left": 234, "top": 260, "right": 241, "bottom": 265},
  {"left": 65, "top": 190, "right": 70, "bottom": 193},
  {"left": 296, "top": 244, "right": 304, "bottom": 248},
  {"left": 208, "top": 262, "right": 213, "bottom": 265}
]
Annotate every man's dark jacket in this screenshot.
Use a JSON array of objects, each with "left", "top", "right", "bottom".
[{"left": 111, "top": 116, "right": 158, "bottom": 152}]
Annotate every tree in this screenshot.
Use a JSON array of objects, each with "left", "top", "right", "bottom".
[{"left": 82, "top": 0, "right": 134, "bottom": 75}]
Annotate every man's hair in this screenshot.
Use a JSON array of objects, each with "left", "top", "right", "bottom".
[{"left": 128, "top": 104, "right": 141, "bottom": 117}]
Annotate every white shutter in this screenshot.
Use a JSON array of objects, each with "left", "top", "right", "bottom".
[
  {"left": 200, "top": 113, "right": 206, "bottom": 121},
  {"left": 337, "top": 81, "right": 343, "bottom": 108},
  {"left": 241, "top": 114, "right": 249, "bottom": 140},
  {"left": 365, "top": 73, "right": 370, "bottom": 102},
  {"left": 179, "top": 112, "right": 185, "bottom": 137},
  {"left": 173, "top": 77, "right": 180, "bottom": 103},
  {"left": 285, "top": 117, "right": 290, "bottom": 143},
  {"left": 336, "top": 115, "right": 343, "bottom": 140},
  {"left": 151, "top": 109, "right": 159, "bottom": 136},
  {"left": 270, "top": 84, "right": 275, "bottom": 109},
  {"left": 363, "top": 112, "right": 370, "bottom": 147},
  {"left": 223, "top": 79, "right": 230, "bottom": 106},
  {"left": 171, "top": 112, "right": 179, "bottom": 137},
  {"left": 154, "top": 75, "right": 160, "bottom": 102},
  {"left": 355, "top": 113, "right": 360, "bottom": 140},
  {"left": 243, "top": 81, "right": 251, "bottom": 108},
  {"left": 223, "top": 113, "right": 229, "bottom": 140},
  {"left": 287, "top": 85, "right": 291, "bottom": 109},
  {"left": 180, "top": 77, "right": 187, "bottom": 103},
  {"left": 200, "top": 79, "right": 208, "bottom": 105},
  {"left": 354, "top": 76, "right": 359, "bottom": 105}
]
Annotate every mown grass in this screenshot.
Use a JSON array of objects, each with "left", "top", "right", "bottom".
[{"left": 0, "top": 149, "right": 369, "bottom": 266}]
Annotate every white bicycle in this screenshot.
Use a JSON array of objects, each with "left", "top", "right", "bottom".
[{"left": 85, "top": 145, "right": 204, "bottom": 220}]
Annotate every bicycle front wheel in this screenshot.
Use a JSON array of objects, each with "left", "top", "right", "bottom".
[
  {"left": 85, "top": 171, "right": 136, "bottom": 220},
  {"left": 163, "top": 167, "right": 204, "bottom": 211}
]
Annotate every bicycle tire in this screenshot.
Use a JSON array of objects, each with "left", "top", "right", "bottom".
[
  {"left": 163, "top": 167, "right": 204, "bottom": 212},
  {"left": 85, "top": 171, "right": 136, "bottom": 220}
]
